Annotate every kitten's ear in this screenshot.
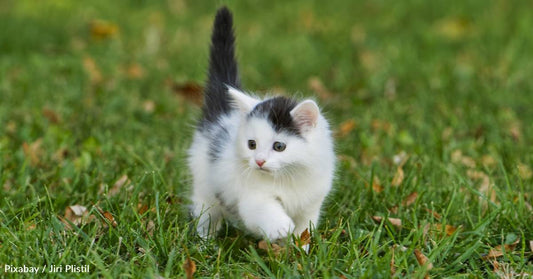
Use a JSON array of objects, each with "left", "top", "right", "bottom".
[
  {"left": 290, "top": 100, "right": 320, "bottom": 133},
  {"left": 227, "top": 86, "right": 259, "bottom": 113}
]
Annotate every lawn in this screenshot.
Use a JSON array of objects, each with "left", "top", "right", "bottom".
[{"left": 1, "top": 0, "right": 532, "bottom": 278}]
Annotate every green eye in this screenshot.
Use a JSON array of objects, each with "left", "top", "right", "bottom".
[
  {"left": 273, "top": 141, "right": 286, "bottom": 152},
  {"left": 248, "top": 140, "right": 256, "bottom": 150}
]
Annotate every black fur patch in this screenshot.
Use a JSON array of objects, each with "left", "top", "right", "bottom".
[{"left": 249, "top": 97, "right": 302, "bottom": 136}]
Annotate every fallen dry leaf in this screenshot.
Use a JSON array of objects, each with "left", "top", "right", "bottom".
[
  {"left": 42, "top": 108, "right": 61, "bottom": 124},
  {"left": 372, "top": 216, "right": 402, "bottom": 229},
  {"left": 170, "top": 81, "right": 203, "bottom": 105},
  {"left": 90, "top": 19, "right": 119, "bottom": 40},
  {"left": 508, "top": 121, "right": 522, "bottom": 141},
  {"left": 423, "top": 223, "right": 458, "bottom": 238},
  {"left": 424, "top": 208, "right": 442, "bottom": 220},
  {"left": 297, "top": 228, "right": 311, "bottom": 247},
  {"left": 258, "top": 240, "right": 284, "bottom": 256},
  {"left": 102, "top": 211, "right": 117, "bottom": 227},
  {"left": 83, "top": 56, "right": 103, "bottom": 85},
  {"left": 402, "top": 192, "right": 418, "bottom": 207},
  {"left": 61, "top": 205, "right": 95, "bottom": 229},
  {"left": 125, "top": 63, "right": 144, "bottom": 79},
  {"left": 481, "top": 155, "right": 497, "bottom": 169},
  {"left": 482, "top": 238, "right": 520, "bottom": 260},
  {"left": 145, "top": 220, "right": 155, "bottom": 237},
  {"left": 451, "top": 150, "right": 476, "bottom": 168},
  {"left": 142, "top": 100, "right": 155, "bottom": 113},
  {"left": 529, "top": 240, "right": 533, "bottom": 252},
  {"left": 371, "top": 176, "right": 383, "bottom": 193},
  {"left": 22, "top": 138, "right": 43, "bottom": 166},
  {"left": 414, "top": 249, "right": 433, "bottom": 273},
  {"left": 391, "top": 166, "right": 404, "bottom": 187},
  {"left": 517, "top": 163, "right": 532, "bottom": 180},
  {"left": 336, "top": 119, "right": 357, "bottom": 138},
  {"left": 308, "top": 76, "right": 332, "bottom": 100},
  {"left": 106, "top": 174, "right": 131, "bottom": 197},
  {"left": 137, "top": 203, "right": 149, "bottom": 215},
  {"left": 183, "top": 257, "right": 196, "bottom": 279}
]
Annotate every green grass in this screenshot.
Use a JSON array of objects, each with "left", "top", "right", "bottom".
[{"left": 1, "top": 0, "right": 532, "bottom": 278}]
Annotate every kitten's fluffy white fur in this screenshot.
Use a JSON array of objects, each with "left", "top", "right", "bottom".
[{"left": 188, "top": 7, "right": 335, "bottom": 242}]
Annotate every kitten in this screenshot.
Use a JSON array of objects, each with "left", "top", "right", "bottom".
[{"left": 188, "top": 7, "right": 335, "bottom": 242}]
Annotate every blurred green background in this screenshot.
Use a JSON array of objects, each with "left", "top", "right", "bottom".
[{"left": 1, "top": 0, "right": 532, "bottom": 277}]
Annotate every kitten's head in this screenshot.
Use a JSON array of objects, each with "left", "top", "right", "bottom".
[{"left": 228, "top": 87, "right": 323, "bottom": 177}]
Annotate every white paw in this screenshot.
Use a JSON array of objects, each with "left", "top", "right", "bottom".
[{"left": 262, "top": 216, "right": 295, "bottom": 241}]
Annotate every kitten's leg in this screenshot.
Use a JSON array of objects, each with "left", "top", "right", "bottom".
[
  {"left": 192, "top": 197, "right": 222, "bottom": 239},
  {"left": 293, "top": 202, "right": 322, "bottom": 252},
  {"left": 238, "top": 196, "right": 295, "bottom": 241}
]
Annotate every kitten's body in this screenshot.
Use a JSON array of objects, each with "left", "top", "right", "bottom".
[{"left": 188, "top": 7, "right": 335, "bottom": 241}]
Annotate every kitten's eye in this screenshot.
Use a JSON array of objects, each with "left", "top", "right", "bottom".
[
  {"left": 273, "top": 141, "right": 286, "bottom": 152},
  {"left": 248, "top": 140, "right": 256, "bottom": 150}
]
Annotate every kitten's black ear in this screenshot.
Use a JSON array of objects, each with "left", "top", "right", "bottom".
[
  {"left": 227, "top": 86, "right": 260, "bottom": 113},
  {"left": 290, "top": 100, "right": 319, "bottom": 133}
]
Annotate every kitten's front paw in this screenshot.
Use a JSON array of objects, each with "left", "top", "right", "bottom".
[{"left": 262, "top": 216, "right": 295, "bottom": 241}]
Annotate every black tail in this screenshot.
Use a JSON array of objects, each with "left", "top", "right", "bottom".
[{"left": 202, "top": 7, "right": 240, "bottom": 124}]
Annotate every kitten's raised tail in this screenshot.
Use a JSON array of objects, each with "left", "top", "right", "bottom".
[{"left": 202, "top": 7, "right": 240, "bottom": 124}]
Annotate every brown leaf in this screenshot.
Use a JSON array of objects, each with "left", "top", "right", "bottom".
[
  {"left": 170, "top": 81, "right": 203, "bottom": 105},
  {"left": 42, "top": 108, "right": 61, "bottom": 124},
  {"left": 183, "top": 257, "right": 196, "bottom": 279},
  {"left": 298, "top": 228, "right": 311, "bottom": 247},
  {"left": 336, "top": 119, "right": 357, "bottom": 138},
  {"left": 142, "top": 100, "right": 155, "bottom": 113},
  {"left": 451, "top": 150, "right": 476, "bottom": 168},
  {"left": 125, "top": 63, "right": 144, "bottom": 79},
  {"left": 402, "top": 192, "right": 418, "bottom": 207},
  {"left": 103, "top": 211, "right": 117, "bottom": 227},
  {"left": 145, "top": 220, "right": 155, "bottom": 237},
  {"left": 391, "top": 166, "right": 404, "bottom": 187},
  {"left": 414, "top": 249, "right": 433, "bottom": 271},
  {"left": 83, "top": 56, "right": 102, "bottom": 85},
  {"left": 307, "top": 76, "right": 332, "bottom": 100},
  {"left": 424, "top": 223, "right": 458, "bottom": 237},
  {"left": 371, "top": 176, "right": 383, "bottom": 193},
  {"left": 62, "top": 205, "right": 95, "bottom": 229},
  {"left": 517, "top": 163, "right": 532, "bottom": 180},
  {"left": 424, "top": 208, "right": 442, "bottom": 220},
  {"left": 481, "top": 155, "right": 497, "bottom": 169},
  {"left": 90, "top": 19, "right": 119, "bottom": 40},
  {"left": 482, "top": 239, "right": 520, "bottom": 260},
  {"left": 390, "top": 245, "right": 396, "bottom": 276},
  {"left": 106, "top": 174, "right": 131, "bottom": 197},
  {"left": 257, "top": 240, "right": 284, "bottom": 256},
  {"left": 22, "top": 138, "right": 43, "bottom": 166},
  {"left": 372, "top": 216, "right": 402, "bottom": 229},
  {"left": 137, "top": 203, "right": 149, "bottom": 215}
]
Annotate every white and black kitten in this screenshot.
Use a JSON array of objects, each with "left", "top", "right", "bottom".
[{"left": 188, "top": 7, "right": 335, "bottom": 242}]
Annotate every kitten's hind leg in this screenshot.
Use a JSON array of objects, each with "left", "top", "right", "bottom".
[{"left": 192, "top": 199, "right": 222, "bottom": 239}]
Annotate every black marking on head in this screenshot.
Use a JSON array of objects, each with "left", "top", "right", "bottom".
[
  {"left": 208, "top": 126, "right": 230, "bottom": 160},
  {"left": 248, "top": 97, "right": 301, "bottom": 136}
]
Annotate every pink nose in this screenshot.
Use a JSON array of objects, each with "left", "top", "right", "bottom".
[{"left": 255, "top": 160, "right": 265, "bottom": 167}]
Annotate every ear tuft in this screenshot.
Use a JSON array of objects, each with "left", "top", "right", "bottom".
[
  {"left": 227, "top": 86, "right": 259, "bottom": 113},
  {"left": 290, "top": 100, "right": 320, "bottom": 133}
]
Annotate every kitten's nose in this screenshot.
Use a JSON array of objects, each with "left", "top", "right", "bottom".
[{"left": 255, "top": 160, "right": 265, "bottom": 167}]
